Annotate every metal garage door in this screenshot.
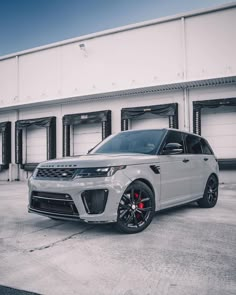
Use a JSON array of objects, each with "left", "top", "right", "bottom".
[
  {"left": 131, "top": 113, "right": 169, "bottom": 130},
  {"left": 26, "top": 125, "right": 47, "bottom": 163},
  {"left": 201, "top": 106, "right": 236, "bottom": 159},
  {"left": 73, "top": 123, "right": 102, "bottom": 155},
  {"left": 0, "top": 133, "right": 2, "bottom": 163}
]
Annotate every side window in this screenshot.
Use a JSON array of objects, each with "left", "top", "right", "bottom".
[
  {"left": 201, "top": 139, "right": 213, "bottom": 155},
  {"left": 186, "top": 135, "right": 202, "bottom": 154},
  {"left": 162, "top": 131, "right": 184, "bottom": 154}
]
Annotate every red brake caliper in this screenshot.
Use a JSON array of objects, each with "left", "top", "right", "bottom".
[{"left": 134, "top": 192, "right": 144, "bottom": 219}]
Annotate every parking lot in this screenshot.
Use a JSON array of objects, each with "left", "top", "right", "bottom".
[{"left": 0, "top": 181, "right": 235, "bottom": 295}]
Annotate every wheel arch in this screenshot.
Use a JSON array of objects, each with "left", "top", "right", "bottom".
[
  {"left": 203, "top": 172, "right": 219, "bottom": 193},
  {"left": 210, "top": 173, "right": 219, "bottom": 184},
  {"left": 132, "top": 178, "right": 156, "bottom": 208}
]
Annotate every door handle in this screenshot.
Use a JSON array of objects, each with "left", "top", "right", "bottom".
[
  {"left": 204, "top": 158, "right": 209, "bottom": 161},
  {"left": 183, "top": 159, "right": 189, "bottom": 163}
]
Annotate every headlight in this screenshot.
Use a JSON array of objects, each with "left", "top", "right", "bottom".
[
  {"left": 32, "top": 168, "right": 39, "bottom": 178},
  {"left": 74, "top": 165, "right": 126, "bottom": 178}
]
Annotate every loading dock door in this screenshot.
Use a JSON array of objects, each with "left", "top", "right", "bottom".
[
  {"left": 26, "top": 126, "right": 47, "bottom": 163},
  {"left": 73, "top": 123, "right": 102, "bottom": 155},
  {"left": 121, "top": 103, "right": 178, "bottom": 131},
  {"left": 62, "top": 110, "right": 111, "bottom": 157},
  {"left": 201, "top": 106, "right": 236, "bottom": 159},
  {"left": 131, "top": 113, "right": 169, "bottom": 130}
]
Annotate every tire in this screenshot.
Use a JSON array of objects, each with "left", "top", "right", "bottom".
[
  {"left": 197, "top": 175, "right": 218, "bottom": 208},
  {"left": 116, "top": 181, "right": 155, "bottom": 234}
]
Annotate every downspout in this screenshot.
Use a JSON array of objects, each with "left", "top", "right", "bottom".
[{"left": 181, "top": 17, "right": 190, "bottom": 131}]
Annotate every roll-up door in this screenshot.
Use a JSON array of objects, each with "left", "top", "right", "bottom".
[
  {"left": 26, "top": 125, "right": 47, "bottom": 163},
  {"left": 73, "top": 123, "right": 102, "bottom": 155},
  {"left": 15, "top": 116, "right": 56, "bottom": 171},
  {"left": 63, "top": 110, "right": 111, "bottom": 157},
  {"left": 121, "top": 103, "right": 178, "bottom": 131},
  {"left": 193, "top": 98, "right": 236, "bottom": 169},
  {"left": 201, "top": 106, "right": 236, "bottom": 159},
  {"left": 131, "top": 113, "right": 169, "bottom": 130}
]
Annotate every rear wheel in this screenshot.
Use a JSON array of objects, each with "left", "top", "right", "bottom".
[
  {"left": 116, "top": 181, "right": 155, "bottom": 234},
  {"left": 198, "top": 175, "right": 218, "bottom": 208}
]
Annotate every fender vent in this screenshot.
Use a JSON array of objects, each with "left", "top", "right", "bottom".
[{"left": 150, "top": 165, "right": 160, "bottom": 174}]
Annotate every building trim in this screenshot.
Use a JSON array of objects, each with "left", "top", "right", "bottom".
[{"left": 1, "top": 76, "right": 236, "bottom": 112}]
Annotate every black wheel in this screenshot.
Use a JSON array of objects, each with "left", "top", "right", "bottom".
[
  {"left": 198, "top": 175, "right": 218, "bottom": 208},
  {"left": 116, "top": 181, "right": 155, "bottom": 234}
]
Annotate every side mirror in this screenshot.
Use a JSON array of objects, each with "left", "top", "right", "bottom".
[{"left": 162, "top": 143, "right": 183, "bottom": 155}]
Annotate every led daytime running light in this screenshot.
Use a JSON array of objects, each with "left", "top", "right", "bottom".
[{"left": 74, "top": 165, "right": 126, "bottom": 178}]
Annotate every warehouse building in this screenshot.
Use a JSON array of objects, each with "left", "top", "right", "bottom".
[{"left": 0, "top": 3, "right": 236, "bottom": 183}]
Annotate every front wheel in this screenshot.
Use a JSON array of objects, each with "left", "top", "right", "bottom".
[
  {"left": 198, "top": 175, "right": 218, "bottom": 208},
  {"left": 116, "top": 181, "right": 155, "bottom": 234}
]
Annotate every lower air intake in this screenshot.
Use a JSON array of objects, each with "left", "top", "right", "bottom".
[{"left": 81, "top": 189, "right": 108, "bottom": 214}]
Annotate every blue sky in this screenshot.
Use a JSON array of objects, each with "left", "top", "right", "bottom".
[{"left": 0, "top": 0, "right": 233, "bottom": 56}]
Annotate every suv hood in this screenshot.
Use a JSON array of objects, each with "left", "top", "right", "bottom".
[{"left": 38, "top": 153, "right": 160, "bottom": 168}]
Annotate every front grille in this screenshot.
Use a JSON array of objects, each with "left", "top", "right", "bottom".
[
  {"left": 36, "top": 168, "right": 77, "bottom": 180},
  {"left": 30, "top": 191, "right": 79, "bottom": 216}
]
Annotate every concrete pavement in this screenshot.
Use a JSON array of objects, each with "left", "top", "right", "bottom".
[{"left": 0, "top": 181, "right": 235, "bottom": 295}]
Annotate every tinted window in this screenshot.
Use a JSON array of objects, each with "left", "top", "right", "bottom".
[
  {"left": 201, "top": 139, "right": 213, "bottom": 155},
  {"left": 186, "top": 135, "right": 202, "bottom": 154},
  {"left": 162, "top": 131, "right": 184, "bottom": 154},
  {"left": 92, "top": 130, "right": 165, "bottom": 155}
]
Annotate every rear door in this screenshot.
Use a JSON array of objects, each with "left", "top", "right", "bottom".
[
  {"left": 185, "top": 134, "right": 206, "bottom": 198},
  {"left": 159, "top": 130, "right": 192, "bottom": 208}
]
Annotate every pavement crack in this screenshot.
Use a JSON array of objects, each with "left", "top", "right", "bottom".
[
  {"left": 26, "top": 222, "right": 65, "bottom": 235},
  {"left": 28, "top": 226, "right": 94, "bottom": 253}
]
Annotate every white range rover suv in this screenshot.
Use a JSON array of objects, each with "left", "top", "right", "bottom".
[{"left": 28, "top": 129, "right": 219, "bottom": 233}]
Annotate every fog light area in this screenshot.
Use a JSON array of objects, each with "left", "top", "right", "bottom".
[{"left": 81, "top": 189, "right": 108, "bottom": 214}]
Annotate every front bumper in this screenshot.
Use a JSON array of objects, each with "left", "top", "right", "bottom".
[{"left": 28, "top": 171, "right": 131, "bottom": 223}]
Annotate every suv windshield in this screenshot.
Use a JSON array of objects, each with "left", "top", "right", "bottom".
[{"left": 92, "top": 130, "right": 165, "bottom": 155}]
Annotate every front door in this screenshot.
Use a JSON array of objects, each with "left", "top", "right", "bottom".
[{"left": 159, "top": 131, "right": 192, "bottom": 208}]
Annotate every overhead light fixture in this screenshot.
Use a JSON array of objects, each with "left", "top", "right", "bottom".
[
  {"left": 79, "top": 43, "right": 85, "bottom": 50},
  {"left": 79, "top": 43, "right": 87, "bottom": 57}
]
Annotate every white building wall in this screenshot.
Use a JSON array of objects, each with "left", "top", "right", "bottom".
[
  {"left": 0, "top": 5, "right": 235, "bottom": 108},
  {"left": 0, "top": 57, "right": 17, "bottom": 106},
  {"left": 0, "top": 4, "right": 236, "bottom": 182},
  {"left": 185, "top": 7, "right": 236, "bottom": 80}
]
